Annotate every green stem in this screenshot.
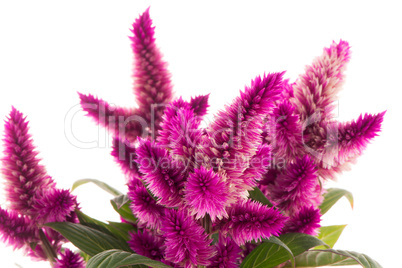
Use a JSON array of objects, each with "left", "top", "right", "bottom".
[{"left": 39, "top": 228, "right": 58, "bottom": 267}]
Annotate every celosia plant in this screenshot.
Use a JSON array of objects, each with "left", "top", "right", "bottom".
[{"left": 0, "top": 7, "right": 385, "bottom": 268}]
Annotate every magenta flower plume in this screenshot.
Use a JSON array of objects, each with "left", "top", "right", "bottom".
[
  {"left": 184, "top": 166, "right": 229, "bottom": 221},
  {"left": 0, "top": 207, "right": 38, "bottom": 250},
  {"left": 271, "top": 101, "right": 303, "bottom": 161},
  {"left": 32, "top": 188, "right": 78, "bottom": 225},
  {"left": 54, "top": 248, "right": 85, "bottom": 268},
  {"left": 135, "top": 138, "right": 186, "bottom": 207},
  {"left": 321, "top": 111, "right": 386, "bottom": 174},
  {"left": 203, "top": 72, "right": 284, "bottom": 196},
  {"left": 111, "top": 137, "right": 139, "bottom": 179},
  {"left": 208, "top": 236, "right": 242, "bottom": 268},
  {"left": 190, "top": 94, "right": 210, "bottom": 117},
  {"left": 127, "top": 179, "right": 165, "bottom": 230},
  {"left": 271, "top": 155, "right": 321, "bottom": 214},
  {"left": 130, "top": 7, "right": 173, "bottom": 133},
  {"left": 1, "top": 107, "right": 54, "bottom": 215},
  {"left": 221, "top": 199, "right": 287, "bottom": 246},
  {"left": 128, "top": 230, "right": 165, "bottom": 261},
  {"left": 292, "top": 40, "right": 351, "bottom": 122},
  {"left": 282, "top": 206, "right": 321, "bottom": 236},
  {"left": 239, "top": 144, "right": 271, "bottom": 191},
  {"left": 161, "top": 209, "right": 215, "bottom": 267}
]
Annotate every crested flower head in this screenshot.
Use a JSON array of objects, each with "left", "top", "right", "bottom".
[
  {"left": 282, "top": 206, "right": 321, "bottom": 236},
  {"left": 184, "top": 166, "right": 229, "bottom": 221},
  {"left": 1, "top": 107, "right": 55, "bottom": 215},
  {"left": 190, "top": 94, "right": 210, "bottom": 118},
  {"left": 127, "top": 179, "right": 165, "bottom": 230},
  {"left": 208, "top": 235, "right": 242, "bottom": 268},
  {"left": 128, "top": 230, "right": 165, "bottom": 261},
  {"left": 111, "top": 137, "right": 139, "bottom": 180},
  {"left": 0, "top": 206, "right": 38, "bottom": 250},
  {"left": 271, "top": 155, "right": 321, "bottom": 214},
  {"left": 32, "top": 188, "right": 78, "bottom": 225},
  {"left": 135, "top": 138, "right": 186, "bottom": 207},
  {"left": 54, "top": 248, "right": 85, "bottom": 268},
  {"left": 161, "top": 209, "right": 216, "bottom": 267},
  {"left": 220, "top": 199, "right": 287, "bottom": 246}
]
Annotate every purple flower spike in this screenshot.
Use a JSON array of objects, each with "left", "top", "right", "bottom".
[
  {"left": 111, "top": 137, "right": 140, "bottom": 180},
  {"left": 221, "top": 200, "right": 287, "bottom": 246},
  {"left": 32, "top": 188, "right": 78, "bottom": 225},
  {"left": 271, "top": 101, "right": 303, "bottom": 161},
  {"left": 130, "top": 7, "right": 173, "bottom": 134},
  {"left": 322, "top": 111, "right": 386, "bottom": 173},
  {"left": 271, "top": 155, "right": 321, "bottom": 214},
  {"left": 0, "top": 207, "right": 38, "bottom": 250},
  {"left": 1, "top": 107, "right": 54, "bottom": 215},
  {"left": 161, "top": 209, "right": 215, "bottom": 267},
  {"left": 184, "top": 166, "right": 229, "bottom": 221},
  {"left": 54, "top": 248, "right": 85, "bottom": 268},
  {"left": 128, "top": 230, "right": 165, "bottom": 261},
  {"left": 135, "top": 138, "right": 186, "bottom": 207},
  {"left": 127, "top": 179, "right": 165, "bottom": 230},
  {"left": 190, "top": 94, "right": 210, "bottom": 117},
  {"left": 208, "top": 235, "right": 242, "bottom": 268},
  {"left": 283, "top": 206, "right": 321, "bottom": 236},
  {"left": 204, "top": 72, "right": 284, "bottom": 195},
  {"left": 293, "top": 40, "right": 351, "bottom": 122}
]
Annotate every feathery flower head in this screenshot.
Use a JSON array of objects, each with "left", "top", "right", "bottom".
[
  {"left": 111, "top": 137, "right": 139, "bottom": 180},
  {"left": 161, "top": 209, "right": 215, "bottom": 267},
  {"left": 271, "top": 155, "right": 321, "bottom": 214},
  {"left": 283, "top": 206, "right": 321, "bottom": 236},
  {"left": 190, "top": 94, "right": 210, "bottom": 118},
  {"left": 184, "top": 166, "right": 229, "bottom": 221},
  {"left": 208, "top": 235, "right": 242, "bottom": 268},
  {"left": 54, "top": 248, "right": 85, "bottom": 268},
  {"left": 1, "top": 107, "right": 55, "bottom": 215},
  {"left": 32, "top": 188, "right": 78, "bottom": 225},
  {"left": 128, "top": 230, "right": 165, "bottom": 261},
  {"left": 221, "top": 199, "right": 287, "bottom": 246},
  {"left": 127, "top": 179, "right": 165, "bottom": 230},
  {"left": 135, "top": 138, "right": 186, "bottom": 207},
  {"left": 0, "top": 206, "right": 38, "bottom": 250}
]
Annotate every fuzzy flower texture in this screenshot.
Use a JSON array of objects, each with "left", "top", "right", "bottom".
[{"left": 1, "top": 7, "right": 385, "bottom": 268}]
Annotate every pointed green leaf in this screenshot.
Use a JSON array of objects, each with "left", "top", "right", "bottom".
[
  {"left": 45, "top": 222, "right": 132, "bottom": 256},
  {"left": 86, "top": 249, "right": 172, "bottom": 268},
  {"left": 107, "top": 221, "right": 136, "bottom": 241},
  {"left": 320, "top": 188, "right": 353, "bottom": 215},
  {"left": 248, "top": 187, "right": 273, "bottom": 206},
  {"left": 288, "top": 249, "right": 382, "bottom": 267},
  {"left": 241, "top": 233, "right": 328, "bottom": 268},
  {"left": 72, "top": 178, "right": 122, "bottom": 197},
  {"left": 315, "top": 225, "right": 347, "bottom": 249},
  {"left": 111, "top": 195, "right": 137, "bottom": 223}
]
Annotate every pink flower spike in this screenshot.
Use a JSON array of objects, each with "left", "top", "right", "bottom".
[
  {"left": 111, "top": 137, "right": 140, "bottom": 180},
  {"left": 190, "top": 94, "right": 210, "bottom": 117},
  {"left": 130, "top": 7, "right": 173, "bottom": 135},
  {"left": 135, "top": 138, "right": 186, "bottom": 207},
  {"left": 54, "top": 248, "right": 85, "bottom": 268},
  {"left": 184, "top": 166, "right": 229, "bottom": 221},
  {"left": 161, "top": 209, "right": 216, "bottom": 267},
  {"left": 208, "top": 235, "right": 242, "bottom": 268},
  {"left": 283, "top": 206, "right": 321, "bottom": 236},
  {"left": 128, "top": 230, "right": 165, "bottom": 261},
  {"left": 221, "top": 199, "right": 286, "bottom": 246},
  {"left": 1, "top": 107, "right": 54, "bottom": 215}
]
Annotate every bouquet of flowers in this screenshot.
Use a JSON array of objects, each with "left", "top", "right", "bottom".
[{"left": 0, "top": 7, "right": 385, "bottom": 268}]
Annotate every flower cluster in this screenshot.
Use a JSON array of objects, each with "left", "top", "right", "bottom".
[{"left": 0, "top": 7, "right": 385, "bottom": 268}]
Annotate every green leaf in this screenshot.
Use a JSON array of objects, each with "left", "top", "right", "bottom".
[
  {"left": 45, "top": 222, "right": 132, "bottom": 256},
  {"left": 111, "top": 195, "right": 137, "bottom": 224},
  {"left": 76, "top": 210, "right": 135, "bottom": 241},
  {"left": 319, "top": 188, "right": 353, "bottom": 215},
  {"left": 315, "top": 225, "right": 347, "bottom": 249},
  {"left": 289, "top": 249, "right": 382, "bottom": 267},
  {"left": 241, "top": 233, "right": 328, "bottom": 268},
  {"left": 72, "top": 178, "right": 122, "bottom": 197},
  {"left": 248, "top": 187, "right": 273, "bottom": 206},
  {"left": 86, "top": 249, "right": 173, "bottom": 268}
]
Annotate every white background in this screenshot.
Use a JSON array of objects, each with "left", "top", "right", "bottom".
[{"left": 0, "top": 1, "right": 400, "bottom": 267}]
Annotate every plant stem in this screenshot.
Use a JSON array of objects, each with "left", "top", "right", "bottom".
[{"left": 39, "top": 228, "right": 58, "bottom": 267}]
